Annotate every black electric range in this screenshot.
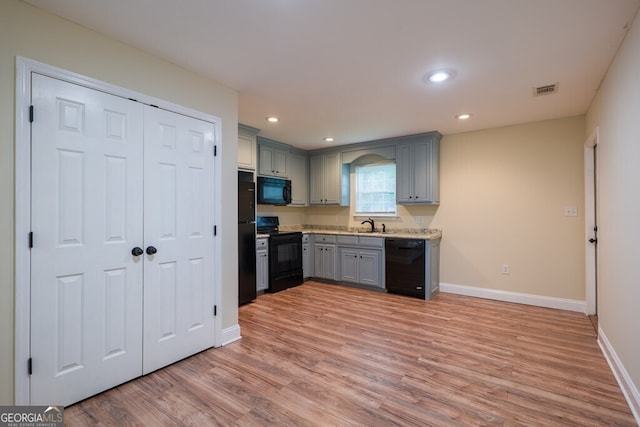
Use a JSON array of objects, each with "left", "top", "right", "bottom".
[{"left": 256, "top": 216, "right": 303, "bottom": 293}]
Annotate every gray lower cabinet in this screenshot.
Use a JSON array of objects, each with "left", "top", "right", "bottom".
[
  {"left": 256, "top": 237, "right": 269, "bottom": 292},
  {"left": 313, "top": 234, "right": 336, "bottom": 279},
  {"left": 339, "top": 248, "right": 382, "bottom": 288},
  {"left": 302, "top": 234, "right": 312, "bottom": 279},
  {"left": 337, "top": 235, "right": 384, "bottom": 288},
  {"left": 426, "top": 237, "right": 441, "bottom": 298}
]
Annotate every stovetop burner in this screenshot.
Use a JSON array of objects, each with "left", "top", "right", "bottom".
[
  {"left": 265, "top": 230, "right": 302, "bottom": 237},
  {"left": 256, "top": 215, "right": 300, "bottom": 236}
]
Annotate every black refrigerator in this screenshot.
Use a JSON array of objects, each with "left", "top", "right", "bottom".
[{"left": 238, "top": 171, "right": 256, "bottom": 305}]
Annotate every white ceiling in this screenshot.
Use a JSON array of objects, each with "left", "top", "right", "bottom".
[{"left": 24, "top": 0, "right": 640, "bottom": 150}]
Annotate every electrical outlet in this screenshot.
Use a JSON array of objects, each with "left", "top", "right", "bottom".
[
  {"left": 564, "top": 206, "right": 578, "bottom": 217},
  {"left": 415, "top": 216, "right": 425, "bottom": 224},
  {"left": 502, "top": 264, "right": 510, "bottom": 275}
]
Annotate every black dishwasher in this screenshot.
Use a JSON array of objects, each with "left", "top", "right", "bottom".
[{"left": 385, "top": 238, "right": 426, "bottom": 299}]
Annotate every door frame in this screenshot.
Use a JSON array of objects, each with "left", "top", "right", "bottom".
[
  {"left": 584, "top": 126, "right": 599, "bottom": 316},
  {"left": 14, "top": 57, "right": 223, "bottom": 404}
]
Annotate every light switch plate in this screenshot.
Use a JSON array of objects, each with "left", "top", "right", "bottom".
[{"left": 564, "top": 206, "right": 578, "bottom": 217}]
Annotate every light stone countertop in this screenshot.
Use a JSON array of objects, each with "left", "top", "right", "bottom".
[
  {"left": 279, "top": 226, "right": 442, "bottom": 240},
  {"left": 256, "top": 227, "right": 442, "bottom": 240}
]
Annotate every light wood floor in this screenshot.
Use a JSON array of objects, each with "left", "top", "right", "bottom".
[{"left": 65, "top": 281, "right": 635, "bottom": 426}]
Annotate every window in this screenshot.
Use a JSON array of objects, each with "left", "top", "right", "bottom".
[{"left": 355, "top": 162, "right": 396, "bottom": 216}]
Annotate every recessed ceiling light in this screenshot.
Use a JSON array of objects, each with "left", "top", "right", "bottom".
[
  {"left": 324, "top": 137, "right": 334, "bottom": 142},
  {"left": 429, "top": 72, "right": 450, "bottom": 82},
  {"left": 456, "top": 113, "right": 472, "bottom": 120},
  {"left": 266, "top": 116, "right": 279, "bottom": 123},
  {"left": 423, "top": 68, "right": 457, "bottom": 84}
]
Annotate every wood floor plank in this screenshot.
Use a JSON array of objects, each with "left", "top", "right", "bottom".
[{"left": 64, "top": 281, "right": 636, "bottom": 426}]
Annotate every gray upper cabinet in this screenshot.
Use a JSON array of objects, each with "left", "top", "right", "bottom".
[
  {"left": 397, "top": 135, "right": 440, "bottom": 205},
  {"left": 238, "top": 124, "right": 260, "bottom": 171},
  {"left": 258, "top": 138, "right": 288, "bottom": 177},
  {"left": 288, "top": 150, "right": 308, "bottom": 206},
  {"left": 309, "top": 151, "right": 344, "bottom": 205}
]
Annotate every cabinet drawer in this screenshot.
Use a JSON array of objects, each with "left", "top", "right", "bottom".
[
  {"left": 336, "top": 235, "right": 358, "bottom": 245},
  {"left": 358, "top": 236, "right": 384, "bottom": 248},
  {"left": 256, "top": 238, "right": 268, "bottom": 250},
  {"left": 315, "top": 234, "right": 336, "bottom": 244}
]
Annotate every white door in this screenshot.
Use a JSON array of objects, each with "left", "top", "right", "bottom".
[
  {"left": 142, "top": 106, "right": 216, "bottom": 374},
  {"left": 30, "top": 75, "right": 217, "bottom": 405},
  {"left": 30, "top": 74, "right": 144, "bottom": 406}
]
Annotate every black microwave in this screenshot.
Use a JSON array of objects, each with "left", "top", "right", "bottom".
[{"left": 257, "top": 176, "right": 292, "bottom": 205}]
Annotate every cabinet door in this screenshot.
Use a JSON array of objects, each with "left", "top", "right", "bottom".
[
  {"left": 309, "top": 155, "right": 325, "bottom": 204},
  {"left": 302, "top": 244, "right": 311, "bottom": 278},
  {"left": 426, "top": 238, "right": 441, "bottom": 299},
  {"left": 426, "top": 139, "right": 439, "bottom": 204},
  {"left": 340, "top": 248, "right": 359, "bottom": 283},
  {"left": 313, "top": 243, "right": 326, "bottom": 277},
  {"left": 238, "top": 133, "right": 255, "bottom": 170},
  {"left": 323, "top": 152, "right": 341, "bottom": 204},
  {"left": 258, "top": 145, "right": 275, "bottom": 176},
  {"left": 359, "top": 250, "right": 381, "bottom": 287},
  {"left": 256, "top": 250, "right": 269, "bottom": 291},
  {"left": 273, "top": 149, "right": 287, "bottom": 177},
  {"left": 324, "top": 245, "right": 336, "bottom": 280},
  {"left": 288, "top": 152, "right": 307, "bottom": 206},
  {"left": 413, "top": 141, "right": 429, "bottom": 202},
  {"left": 396, "top": 143, "right": 414, "bottom": 203}
]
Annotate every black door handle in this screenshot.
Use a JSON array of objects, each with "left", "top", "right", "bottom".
[
  {"left": 146, "top": 246, "right": 158, "bottom": 255},
  {"left": 588, "top": 238, "right": 598, "bottom": 244},
  {"left": 131, "top": 247, "right": 143, "bottom": 257}
]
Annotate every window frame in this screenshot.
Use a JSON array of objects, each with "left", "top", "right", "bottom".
[{"left": 353, "top": 160, "right": 397, "bottom": 217}]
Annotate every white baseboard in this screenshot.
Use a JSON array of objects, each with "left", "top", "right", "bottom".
[
  {"left": 220, "top": 324, "right": 242, "bottom": 346},
  {"left": 440, "top": 282, "right": 586, "bottom": 313},
  {"left": 598, "top": 328, "right": 640, "bottom": 424}
]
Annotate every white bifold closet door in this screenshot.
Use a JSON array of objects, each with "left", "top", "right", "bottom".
[
  {"left": 30, "top": 73, "right": 216, "bottom": 406},
  {"left": 141, "top": 105, "right": 216, "bottom": 375}
]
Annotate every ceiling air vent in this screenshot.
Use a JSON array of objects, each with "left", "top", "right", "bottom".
[{"left": 533, "top": 83, "right": 558, "bottom": 97}]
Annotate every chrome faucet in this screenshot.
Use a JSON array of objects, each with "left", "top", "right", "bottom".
[{"left": 361, "top": 217, "right": 375, "bottom": 233}]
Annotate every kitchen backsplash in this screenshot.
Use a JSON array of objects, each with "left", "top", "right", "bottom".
[{"left": 257, "top": 204, "right": 440, "bottom": 234}]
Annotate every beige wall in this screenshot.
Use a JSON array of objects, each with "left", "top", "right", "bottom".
[
  {"left": 433, "top": 117, "right": 586, "bottom": 300},
  {"left": 587, "top": 8, "right": 640, "bottom": 402},
  {"left": 0, "top": 0, "right": 238, "bottom": 404}
]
